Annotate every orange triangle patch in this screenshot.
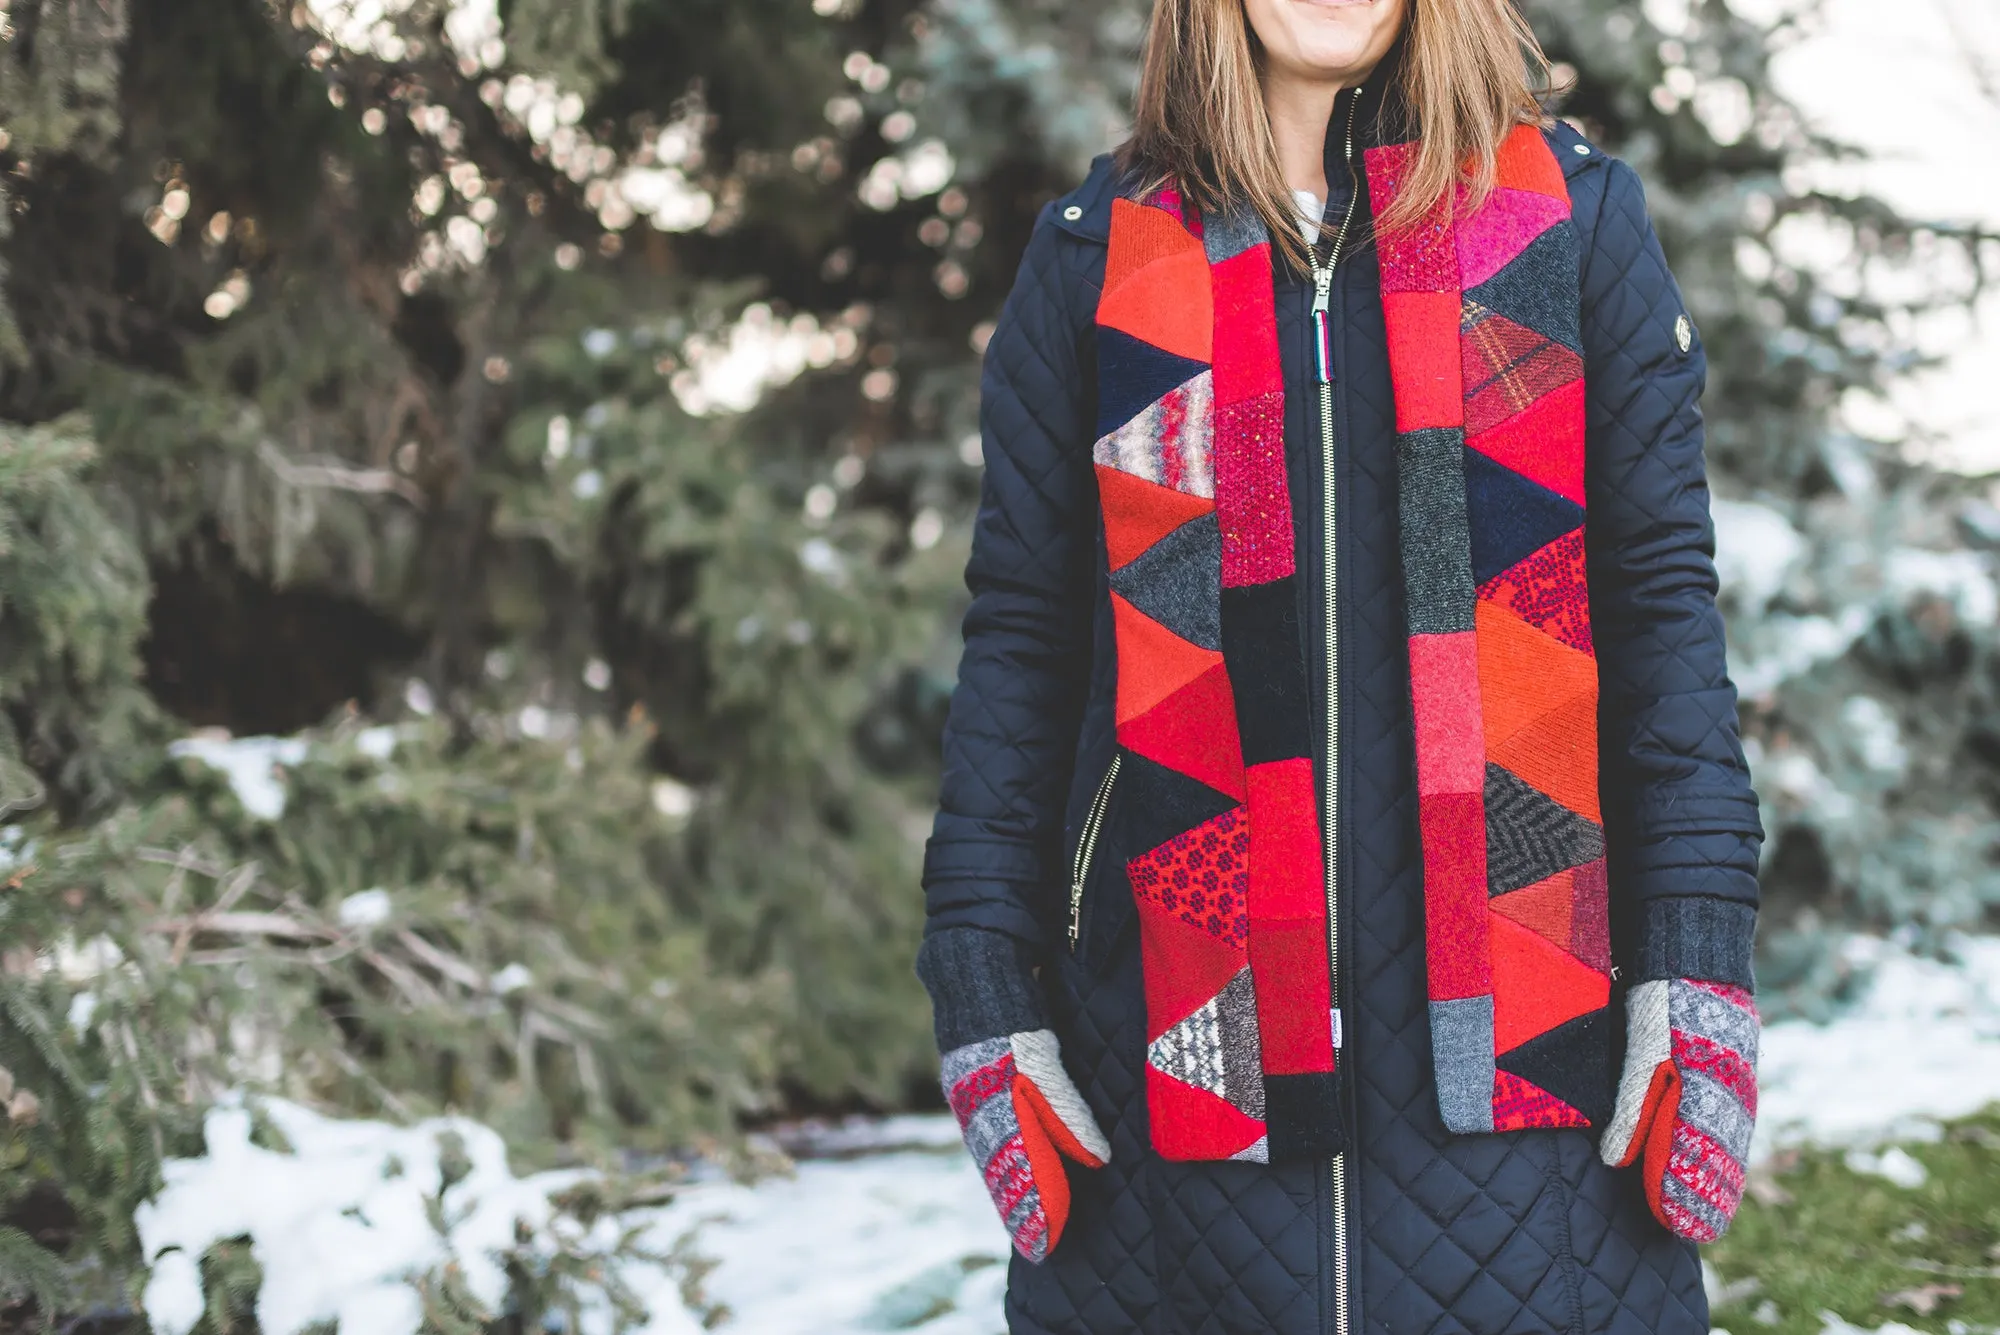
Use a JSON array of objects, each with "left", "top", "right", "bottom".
[
  {"left": 1113, "top": 592, "right": 1224, "bottom": 724},
  {"left": 1490, "top": 690, "right": 1600, "bottom": 824},
  {"left": 1490, "top": 910, "right": 1609, "bottom": 1053},
  {"left": 1099, "top": 244, "right": 1214, "bottom": 365},
  {"left": 1121, "top": 663, "right": 1249, "bottom": 802},
  {"left": 1097, "top": 465, "right": 1216, "bottom": 571},
  {"left": 1476, "top": 601, "right": 1596, "bottom": 738},
  {"left": 1105, "top": 198, "right": 1206, "bottom": 293},
  {"left": 1495, "top": 123, "right": 1570, "bottom": 200},
  {"left": 1490, "top": 869, "right": 1575, "bottom": 946}
]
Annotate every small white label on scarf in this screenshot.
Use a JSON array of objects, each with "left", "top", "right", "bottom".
[{"left": 1330, "top": 1008, "right": 1344, "bottom": 1051}]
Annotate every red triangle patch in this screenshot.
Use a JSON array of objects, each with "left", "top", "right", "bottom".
[
  {"left": 1113, "top": 593, "right": 1224, "bottom": 724},
  {"left": 1492, "top": 1069, "right": 1590, "bottom": 1131},
  {"left": 1097, "top": 464, "right": 1216, "bottom": 571},
  {"left": 1465, "top": 379, "right": 1586, "bottom": 506},
  {"left": 1569, "top": 858, "right": 1610, "bottom": 972},
  {"left": 1490, "top": 910, "right": 1608, "bottom": 1053},
  {"left": 1135, "top": 892, "right": 1249, "bottom": 1039},
  {"left": 1476, "top": 529, "right": 1592, "bottom": 656},
  {"left": 1120, "top": 664, "right": 1248, "bottom": 801},
  {"left": 1146, "top": 1065, "right": 1266, "bottom": 1161},
  {"left": 1099, "top": 244, "right": 1214, "bottom": 365},
  {"left": 1490, "top": 870, "right": 1574, "bottom": 946}
]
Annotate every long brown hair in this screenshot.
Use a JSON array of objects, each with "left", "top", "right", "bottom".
[{"left": 1118, "top": 0, "right": 1555, "bottom": 269}]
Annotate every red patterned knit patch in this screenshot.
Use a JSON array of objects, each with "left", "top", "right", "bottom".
[
  {"left": 1492, "top": 1070, "right": 1590, "bottom": 1131},
  {"left": 1477, "top": 529, "right": 1593, "bottom": 655},
  {"left": 948, "top": 1051, "right": 1015, "bottom": 1126},
  {"left": 1672, "top": 1029, "right": 1760, "bottom": 1111},
  {"left": 1127, "top": 807, "right": 1252, "bottom": 948},
  {"left": 1460, "top": 307, "right": 1550, "bottom": 387},
  {"left": 1664, "top": 1120, "right": 1747, "bottom": 1240},
  {"left": 982, "top": 1135, "right": 1041, "bottom": 1224}
]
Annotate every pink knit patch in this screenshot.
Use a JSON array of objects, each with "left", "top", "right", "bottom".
[
  {"left": 1214, "top": 391, "right": 1295, "bottom": 586},
  {"left": 1456, "top": 187, "right": 1569, "bottom": 289},
  {"left": 1409, "top": 632, "right": 1485, "bottom": 796}
]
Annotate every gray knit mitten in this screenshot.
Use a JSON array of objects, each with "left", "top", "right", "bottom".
[{"left": 916, "top": 929, "right": 1110, "bottom": 1263}]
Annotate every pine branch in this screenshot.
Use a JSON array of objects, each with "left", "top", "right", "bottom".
[{"left": 0, "top": 1224, "right": 70, "bottom": 1321}]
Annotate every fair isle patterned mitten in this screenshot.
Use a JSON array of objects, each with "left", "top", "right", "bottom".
[
  {"left": 942, "top": 1028, "right": 1111, "bottom": 1261},
  {"left": 1599, "top": 978, "right": 1759, "bottom": 1241},
  {"left": 917, "top": 928, "right": 1111, "bottom": 1263}
]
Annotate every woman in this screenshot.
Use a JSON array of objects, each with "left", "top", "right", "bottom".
[{"left": 917, "top": 0, "right": 1763, "bottom": 1330}]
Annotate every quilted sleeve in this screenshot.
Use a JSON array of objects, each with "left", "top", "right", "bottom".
[
  {"left": 921, "top": 207, "right": 1101, "bottom": 948},
  {"left": 1579, "top": 159, "right": 1763, "bottom": 989}
]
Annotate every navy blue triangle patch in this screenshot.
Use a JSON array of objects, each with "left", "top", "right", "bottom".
[
  {"left": 1096, "top": 326, "right": 1208, "bottom": 439},
  {"left": 1464, "top": 449, "right": 1584, "bottom": 586},
  {"left": 1464, "top": 222, "right": 1582, "bottom": 354},
  {"left": 1496, "top": 1007, "right": 1613, "bottom": 1127},
  {"left": 1111, "top": 746, "right": 1241, "bottom": 860}
]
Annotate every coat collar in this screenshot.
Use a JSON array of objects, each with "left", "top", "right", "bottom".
[{"left": 1048, "top": 37, "right": 1603, "bottom": 249}]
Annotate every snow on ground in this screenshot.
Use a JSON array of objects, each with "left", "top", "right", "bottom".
[
  {"left": 136, "top": 1097, "right": 699, "bottom": 1335},
  {"left": 136, "top": 934, "right": 2000, "bottom": 1335},
  {"left": 632, "top": 1142, "right": 1009, "bottom": 1335},
  {"left": 1757, "top": 934, "right": 2000, "bottom": 1158}
]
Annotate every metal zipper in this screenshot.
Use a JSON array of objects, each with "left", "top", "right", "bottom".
[
  {"left": 1067, "top": 753, "right": 1122, "bottom": 953},
  {"left": 1313, "top": 86, "right": 1364, "bottom": 1335}
]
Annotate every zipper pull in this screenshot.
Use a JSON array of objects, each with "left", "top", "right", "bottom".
[{"left": 1312, "top": 266, "right": 1335, "bottom": 386}]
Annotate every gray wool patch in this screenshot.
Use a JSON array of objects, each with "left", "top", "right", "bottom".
[
  {"left": 1676, "top": 1067, "right": 1755, "bottom": 1159},
  {"left": 1484, "top": 764, "right": 1606, "bottom": 896},
  {"left": 1202, "top": 206, "right": 1269, "bottom": 265},
  {"left": 1109, "top": 511, "right": 1223, "bottom": 650},
  {"left": 1216, "top": 967, "right": 1266, "bottom": 1120},
  {"left": 1669, "top": 981, "right": 1760, "bottom": 1064},
  {"left": 1430, "top": 996, "right": 1497, "bottom": 1133},
  {"left": 1398, "top": 428, "right": 1477, "bottom": 635}
]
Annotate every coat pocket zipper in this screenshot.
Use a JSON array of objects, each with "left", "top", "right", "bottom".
[{"left": 1068, "top": 753, "right": 1123, "bottom": 954}]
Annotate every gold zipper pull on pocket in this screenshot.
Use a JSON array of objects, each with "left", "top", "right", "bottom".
[{"left": 1068, "top": 753, "right": 1123, "bottom": 954}]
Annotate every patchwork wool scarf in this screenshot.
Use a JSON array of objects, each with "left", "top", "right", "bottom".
[{"left": 1092, "top": 124, "right": 1610, "bottom": 1163}]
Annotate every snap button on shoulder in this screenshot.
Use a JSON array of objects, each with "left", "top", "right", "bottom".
[
  {"left": 1062, "top": 205, "right": 1083, "bottom": 221},
  {"left": 1572, "top": 143, "right": 1591, "bottom": 155},
  {"left": 1675, "top": 314, "right": 1694, "bottom": 353}
]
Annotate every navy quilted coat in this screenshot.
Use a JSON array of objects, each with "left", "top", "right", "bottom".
[{"left": 922, "top": 63, "right": 1762, "bottom": 1335}]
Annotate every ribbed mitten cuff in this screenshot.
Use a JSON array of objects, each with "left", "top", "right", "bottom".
[
  {"left": 915, "top": 927, "right": 1049, "bottom": 1051},
  {"left": 1633, "top": 896, "right": 1757, "bottom": 989}
]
